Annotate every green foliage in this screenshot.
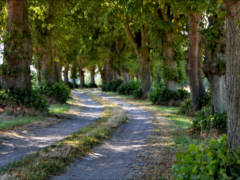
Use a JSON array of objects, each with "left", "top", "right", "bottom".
[
  {"left": 102, "top": 80, "right": 123, "bottom": 92},
  {"left": 88, "top": 83, "right": 98, "bottom": 88},
  {"left": 173, "top": 135, "right": 240, "bottom": 180},
  {"left": 0, "top": 89, "right": 48, "bottom": 112},
  {"left": 39, "top": 82, "right": 71, "bottom": 103},
  {"left": 133, "top": 88, "right": 143, "bottom": 99},
  {"left": 179, "top": 98, "right": 194, "bottom": 115},
  {"left": 193, "top": 106, "right": 227, "bottom": 131},
  {"left": 196, "top": 91, "right": 211, "bottom": 108},
  {"left": 150, "top": 87, "right": 190, "bottom": 105},
  {"left": 117, "top": 80, "right": 141, "bottom": 96}
]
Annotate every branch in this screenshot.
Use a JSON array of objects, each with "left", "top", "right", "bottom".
[{"left": 124, "top": 24, "right": 139, "bottom": 55}]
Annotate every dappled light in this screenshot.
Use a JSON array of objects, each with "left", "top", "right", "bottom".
[
  {"left": 0, "top": 0, "right": 239, "bottom": 179},
  {"left": 0, "top": 91, "right": 104, "bottom": 167}
]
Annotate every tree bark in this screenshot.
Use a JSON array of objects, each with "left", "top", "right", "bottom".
[
  {"left": 162, "top": 32, "right": 178, "bottom": 91},
  {"left": 203, "top": 15, "right": 226, "bottom": 114},
  {"left": 123, "top": 72, "right": 130, "bottom": 85},
  {"left": 71, "top": 62, "right": 78, "bottom": 88},
  {"left": 40, "top": 49, "right": 60, "bottom": 83},
  {"left": 64, "top": 64, "right": 69, "bottom": 84},
  {"left": 208, "top": 75, "right": 227, "bottom": 113},
  {"left": 89, "top": 65, "right": 96, "bottom": 85},
  {"left": 79, "top": 67, "right": 85, "bottom": 88},
  {"left": 138, "top": 53, "right": 152, "bottom": 97},
  {"left": 159, "top": 8, "right": 179, "bottom": 92},
  {"left": 38, "top": 1, "right": 60, "bottom": 84},
  {"left": 3, "top": 0, "right": 32, "bottom": 92},
  {"left": 187, "top": 14, "right": 205, "bottom": 111},
  {"left": 103, "top": 58, "right": 114, "bottom": 84},
  {"left": 124, "top": 25, "right": 152, "bottom": 97},
  {"left": 225, "top": 0, "right": 240, "bottom": 150}
]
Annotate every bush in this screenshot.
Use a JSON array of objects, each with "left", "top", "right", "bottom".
[
  {"left": 150, "top": 87, "right": 175, "bottom": 105},
  {"left": 133, "top": 88, "right": 143, "bottom": 99},
  {"left": 88, "top": 83, "right": 98, "bottom": 88},
  {"left": 102, "top": 80, "right": 123, "bottom": 92},
  {"left": 196, "top": 90, "right": 211, "bottom": 108},
  {"left": 116, "top": 80, "right": 141, "bottom": 97},
  {"left": 150, "top": 87, "right": 190, "bottom": 106},
  {"left": 116, "top": 84, "right": 128, "bottom": 95},
  {"left": 176, "top": 89, "right": 190, "bottom": 100},
  {"left": 173, "top": 135, "right": 240, "bottom": 180},
  {"left": 193, "top": 106, "right": 227, "bottom": 131},
  {"left": 0, "top": 89, "right": 48, "bottom": 112},
  {"left": 179, "top": 98, "right": 194, "bottom": 116},
  {"left": 39, "top": 82, "right": 71, "bottom": 103}
]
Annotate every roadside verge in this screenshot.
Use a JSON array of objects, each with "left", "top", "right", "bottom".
[{"left": 0, "top": 93, "right": 127, "bottom": 180}]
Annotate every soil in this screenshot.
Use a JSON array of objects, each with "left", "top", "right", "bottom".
[{"left": 51, "top": 92, "right": 154, "bottom": 180}]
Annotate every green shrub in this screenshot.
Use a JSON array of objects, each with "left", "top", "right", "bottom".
[
  {"left": 173, "top": 135, "right": 240, "bottom": 180},
  {"left": 193, "top": 106, "right": 227, "bottom": 131},
  {"left": 116, "top": 80, "right": 141, "bottom": 97},
  {"left": 88, "top": 83, "right": 98, "bottom": 88},
  {"left": 150, "top": 87, "right": 174, "bottom": 105},
  {"left": 39, "top": 82, "right": 71, "bottom": 103},
  {"left": 179, "top": 98, "right": 194, "bottom": 115},
  {"left": 196, "top": 90, "right": 211, "bottom": 108},
  {"left": 102, "top": 80, "right": 123, "bottom": 92},
  {"left": 176, "top": 89, "right": 190, "bottom": 100},
  {"left": 133, "top": 88, "right": 143, "bottom": 99},
  {"left": 0, "top": 89, "right": 48, "bottom": 112},
  {"left": 150, "top": 87, "right": 190, "bottom": 105}
]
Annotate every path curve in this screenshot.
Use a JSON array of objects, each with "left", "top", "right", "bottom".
[
  {"left": 52, "top": 92, "right": 153, "bottom": 180},
  {"left": 0, "top": 91, "right": 104, "bottom": 168}
]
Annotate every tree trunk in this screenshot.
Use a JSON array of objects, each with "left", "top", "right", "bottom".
[
  {"left": 207, "top": 75, "right": 226, "bottom": 113},
  {"left": 79, "top": 67, "right": 85, "bottom": 88},
  {"left": 162, "top": 31, "right": 178, "bottom": 92},
  {"left": 138, "top": 52, "right": 152, "bottom": 98},
  {"left": 123, "top": 72, "right": 130, "bottom": 85},
  {"left": 100, "top": 68, "right": 106, "bottom": 85},
  {"left": 36, "top": 58, "right": 42, "bottom": 84},
  {"left": 225, "top": 0, "right": 240, "bottom": 150},
  {"left": 124, "top": 25, "right": 152, "bottom": 98},
  {"left": 203, "top": 15, "right": 226, "bottom": 114},
  {"left": 187, "top": 14, "right": 205, "bottom": 111},
  {"left": 64, "top": 64, "right": 69, "bottom": 84},
  {"left": 103, "top": 58, "right": 114, "bottom": 84},
  {"left": 3, "top": 0, "right": 32, "bottom": 92},
  {"left": 89, "top": 66, "right": 96, "bottom": 85},
  {"left": 71, "top": 62, "right": 78, "bottom": 88}
]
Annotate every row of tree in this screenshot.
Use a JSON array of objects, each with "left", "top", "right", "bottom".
[{"left": 0, "top": 0, "right": 240, "bottom": 149}]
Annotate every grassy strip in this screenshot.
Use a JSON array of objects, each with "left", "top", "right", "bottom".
[
  {"left": 0, "top": 100, "right": 73, "bottom": 131},
  {"left": 0, "top": 116, "right": 43, "bottom": 130},
  {"left": 103, "top": 91, "right": 195, "bottom": 145},
  {"left": 49, "top": 104, "right": 70, "bottom": 115},
  {"left": 100, "top": 91, "right": 197, "bottom": 178},
  {"left": 0, "top": 93, "right": 127, "bottom": 180}
]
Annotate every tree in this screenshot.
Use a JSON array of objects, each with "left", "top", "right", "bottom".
[
  {"left": 3, "top": 0, "right": 32, "bottom": 92},
  {"left": 203, "top": 1, "right": 227, "bottom": 113},
  {"left": 224, "top": 0, "right": 240, "bottom": 150}
]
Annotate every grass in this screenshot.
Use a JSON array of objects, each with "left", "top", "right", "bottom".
[
  {"left": 100, "top": 91, "right": 199, "bottom": 179},
  {"left": 49, "top": 104, "right": 70, "bottom": 114},
  {"left": 0, "top": 116, "right": 43, "bottom": 130},
  {"left": 0, "top": 101, "right": 72, "bottom": 131},
  {"left": 0, "top": 93, "right": 127, "bottom": 180}
]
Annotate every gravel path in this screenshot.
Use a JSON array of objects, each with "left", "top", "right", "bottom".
[
  {"left": 0, "top": 91, "right": 103, "bottom": 168},
  {"left": 52, "top": 92, "right": 153, "bottom": 180}
]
